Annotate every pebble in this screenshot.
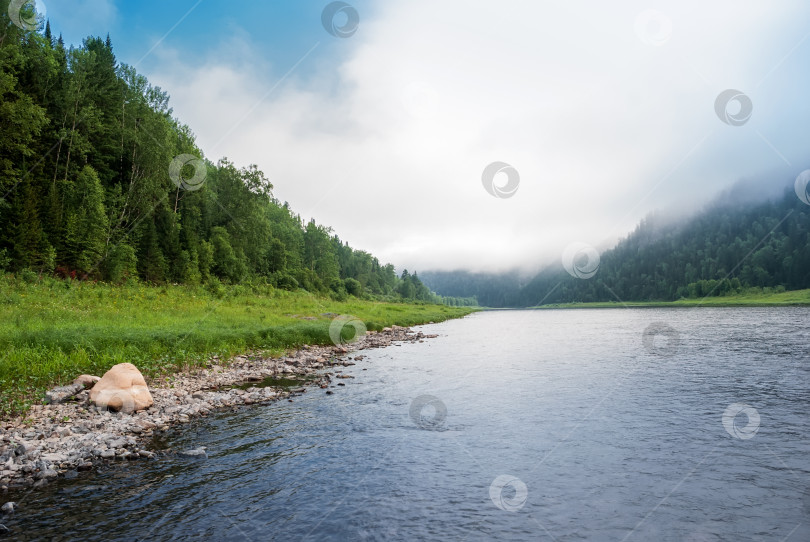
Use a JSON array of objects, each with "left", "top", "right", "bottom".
[
  {"left": 36, "top": 469, "right": 58, "bottom": 480},
  {"left": 178, "top": 448, "right": 207, "bottom": 459},
  {"left": 0, "top": 502, "right": 13, "bottom": 514},
  {"left": 0, "top": 326, "right": 430, "bottom": 490}
]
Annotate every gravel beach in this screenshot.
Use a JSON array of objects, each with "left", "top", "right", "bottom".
[{"left": 0, "top": 326, "right": 436, "bottom": 492}]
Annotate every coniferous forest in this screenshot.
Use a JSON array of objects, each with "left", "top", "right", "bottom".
[
  {"left": 422, "top": 187, "right": 810, "bottom": 307},
  {"left": 2, "top": 5, "right": 807, "bottom": 309},
  {"left": 0, "top": 7, "right": 474, "bottom": 304}
]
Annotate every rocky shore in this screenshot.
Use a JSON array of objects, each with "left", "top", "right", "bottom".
[{"left": 0, "top": 326, "right": 436, "bottom": 493}]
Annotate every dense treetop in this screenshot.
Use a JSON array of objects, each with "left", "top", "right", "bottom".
[{"left": 0, "top": 6, "right": 477, "bottom": 305}]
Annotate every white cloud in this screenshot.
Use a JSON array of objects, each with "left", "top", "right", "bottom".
[{"left": 146, "top": 0, "right": 810, "bottom": 273}]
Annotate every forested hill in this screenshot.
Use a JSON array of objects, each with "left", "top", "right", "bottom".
[
  {"left": 0, "top": 9, "right": 467, "bottom": 304},
  {"left": 422, "top": 184, "right": 810, "bottom": 307}
]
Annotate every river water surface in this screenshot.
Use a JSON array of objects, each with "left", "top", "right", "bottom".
[{"left": 5, "top": 308, "right": 810, "bottom": 541}]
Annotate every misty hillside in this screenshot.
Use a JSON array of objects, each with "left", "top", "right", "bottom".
[{"left": 422, "top": 186, "right": 810, "bottom": 307}]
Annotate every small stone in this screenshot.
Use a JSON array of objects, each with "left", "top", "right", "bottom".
[
  {"left": 0, "top": 502, "right": 13, "bottom": 514},
  {"left": 325, "top": 391, "right": 333, "bottom": 395},
  {"left": 77, "top": 462, "right": 93, "bottom": 471},
  {"left": 107, "top": 438, "right": 126, "bottom": 449},
  {"left": 36, "top": 469, "right": 57, "bottom": 480},
  {"left": 100, "top": 450, "right": 115, "bottom": 459},
  {"left": 40, "top": 453, "right": 67, "bottom": 463},
  {"left": 178, "top": 447, "right": 207, "bottom": 459},
  {"left": 73, "top": 375, "right": 101, "bottom": 389},
  {"left": 44, "top": 383, "right": 84, "bottom": 404}
]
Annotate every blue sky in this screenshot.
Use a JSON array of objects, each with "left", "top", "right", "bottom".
[
  {"left": 39, "top": 1, "right": 810, "bottom": 272},
  {"left": 47, "top": 0, "right": 373, "bottom": 71}
]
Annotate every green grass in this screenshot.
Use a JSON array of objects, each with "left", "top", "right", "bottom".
[
  {"left": 530, "top": 288, "right": 810, "bottom": 309},
  {"left": 0, "top": 275, "right": 476, "bottom": 416}
]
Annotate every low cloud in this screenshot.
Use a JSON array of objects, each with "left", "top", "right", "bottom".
[{"left": 146, "top": 0, "right": 810, "bottom": 273}]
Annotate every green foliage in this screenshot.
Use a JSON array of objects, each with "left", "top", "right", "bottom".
[
  {"left": 0, "top": 276, "right": 476, "bottom": 414},
  {"left": 344, "top": 277, "right": 363, "bottom": 297},
  {"left": 62, "top": 165, "right": 108, "bottom": 274},
  {"left": 0, "top": 19, "right": 444, "bottom": 303},
  {"left": 103, "top": 242, "right": 137, "bottom": 283}
]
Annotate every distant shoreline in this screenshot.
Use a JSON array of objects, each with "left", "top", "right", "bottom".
[{"left": 474, "top": 288, "right": 810, "bottom": 310}]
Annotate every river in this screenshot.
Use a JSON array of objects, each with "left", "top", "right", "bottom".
[{"left": 4, "top": 308, "right": 810, "bottom": 541}]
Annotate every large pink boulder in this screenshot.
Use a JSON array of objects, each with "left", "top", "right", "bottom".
[{"left": 89, "top": 363, "right": 153, "bottom": 413}]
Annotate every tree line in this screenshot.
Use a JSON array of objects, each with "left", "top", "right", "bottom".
[
  {"left": 0, "top": 7, "right": 471, "bottom": 304},
  {"left": 423, "top": 187, "right": 810, "bottom": 306}
]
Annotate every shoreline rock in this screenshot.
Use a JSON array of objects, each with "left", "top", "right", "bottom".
[
  {"left": 89, "top": 363, "right": 154, "bottom": 413},
  {"left": 0, "top": 326, "right": 437, "bottom": 491}
]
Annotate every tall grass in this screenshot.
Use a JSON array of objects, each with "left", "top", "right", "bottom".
[{"left": 0, "top": 275, "right": 475, "bottom": 415}]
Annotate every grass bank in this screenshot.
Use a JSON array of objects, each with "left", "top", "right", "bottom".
[
  {"left": 530, "top": 288, "right": 810, "bottom": 309},
  {"left": 0, "top": 275, "right": 476, "bottom": 415}
]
